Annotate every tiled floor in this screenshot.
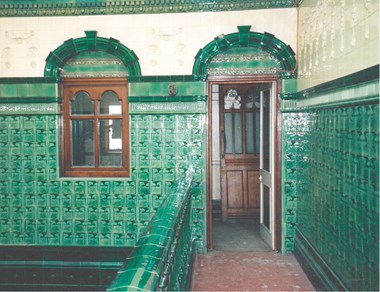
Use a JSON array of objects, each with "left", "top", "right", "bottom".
[
  {"left": 191, "top": 251, "right": 315, "bottom": 291},
  {"left": 191, "top": 220, "right": 315, "bottom": 291}
]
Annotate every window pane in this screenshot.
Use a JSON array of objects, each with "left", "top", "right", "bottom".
[
  {"left": 71, "top": 91, "right": 94, "bottom": 115},
  {"left": 71, "top": 120, "right": 94, "bottom": 166},
  {"left": 246, "top": 112, "right": 254, "bottom": 153},
  {"left": 99, "top": 119, "right": 122, "bottom": 167},
  {"left": 99, "top": 91, "right": 121, "bottom": 115},
  {"left": 263, "top": 92, "right": 270, "bottom": 171},
  {"left": 234, "top": 113, "right": 242, "bottom": 153},
  {"left": 224, "top": 112, "right": 242, "bottom": 154},
  {"left": 224, "top": 113, "right": 233, "bottom": 153},
  {"left": 255, "top": 112, "right": 260, "bottom": 154}
]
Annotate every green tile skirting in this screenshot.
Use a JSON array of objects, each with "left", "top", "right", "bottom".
[
  {"left": 108, "top": 173, "right": 195, "bottom": 291},
  {"left": 294, "top": 228, "right": 348, "bottom": 291},
  {"left": 0, "top": 246, "right": 132, "bottom": 290},
  {"left": 0, "top": 0, "right": 302, "bottom": 17}
]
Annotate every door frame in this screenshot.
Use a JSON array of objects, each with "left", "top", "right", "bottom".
[{"left": 206, "top": 75, "right": 282, "bottom": 251}]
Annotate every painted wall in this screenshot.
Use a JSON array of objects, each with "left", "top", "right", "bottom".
[
  {"left": 0, "top": 9, "right": 297, "bottom": 77},
  {"left": 297, "top": 0, "right": 379, "bottom": 90}
]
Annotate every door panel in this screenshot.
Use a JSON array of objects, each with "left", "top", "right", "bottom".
[
  {"left": 220, "top": 83, "right": 261, "bottom": 222},
  {"left": 259, "top": 85, "right": 274, "bottom": 248},
  {"left": 222, "top": 166, "right": 260, "bottom": 220},
  {"left": 226, "top": 171, "right": 243, "bottom": 209},
  {"left": 247, "top": 170, "right": 260, "bottom": 208}
]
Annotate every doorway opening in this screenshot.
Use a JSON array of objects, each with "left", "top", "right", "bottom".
[{"left": 208, "top": 76, "right": 280, "bottom": 252}]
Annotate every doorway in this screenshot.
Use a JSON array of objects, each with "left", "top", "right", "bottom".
[{"left": 208, "top": 76, "right": 280, "bottom": 251}]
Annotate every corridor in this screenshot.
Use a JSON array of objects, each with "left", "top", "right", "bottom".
[{"left": 191, "top": 220, "right": 315, "bottom": 291}]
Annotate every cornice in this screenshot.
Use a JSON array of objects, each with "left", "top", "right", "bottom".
[{"left": 0, "top": 0, "right": 302, "bottom": 17}]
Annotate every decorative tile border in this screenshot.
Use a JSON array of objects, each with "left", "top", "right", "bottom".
[
  {"left": 0, "top": 103, "right": 60, "bottom": 114},
  {"left": 129, "top": 96, "right": 206, "bottom": 103},
  {"left": 0, "top": 0, "right": 303, "bottom": 17},
  {"left": 128, "top": 75, "right": 198, "bottom": 82},
  {"left": 129, "top": 102, "right": 206, "bottom": 114}
]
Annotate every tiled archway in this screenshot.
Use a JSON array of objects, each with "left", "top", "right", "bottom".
[{"left": 44, "top": 31, "right": 141, "bottom": 78}]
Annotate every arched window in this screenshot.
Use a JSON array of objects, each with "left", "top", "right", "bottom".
[
  {"left": 46, "top": 31, "right": 140, "bottom": 177},
  {"left": 61, "top": 78, "right": 129, "bottom": 177}
]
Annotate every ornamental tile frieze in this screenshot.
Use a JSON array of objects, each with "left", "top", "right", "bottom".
[{"left": 0, "top": 0, "right": 304, "bottom": 17}]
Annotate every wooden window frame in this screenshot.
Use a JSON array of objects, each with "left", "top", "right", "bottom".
[{"left": 61, "top": 78, "right": 130, "bottom": 177}]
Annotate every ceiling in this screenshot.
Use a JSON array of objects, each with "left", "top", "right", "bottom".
[{"left": 0, "top": 0, "right": 304, "bottom": 17}]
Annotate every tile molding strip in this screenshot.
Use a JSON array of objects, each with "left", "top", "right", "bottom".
[
  {"left": 0, "top": 77, "right": 57, "bottom": 84},
  {"left": 129, "top": 102, "right": 206, "bottom": 114},
  {"left": 0, "top": 0, "right": 300, "bottom": 17},
  {"left": 129, "top": 95, "right": 207, "bottom": 103},
  {"left": 0, "top": 103, "right": 60, "bottom": 115},
  {"left": 293, "top": 228, "right": 348, "bottom": 291},
  {"left": 281, "top": 65, "right": 379, "bottom": 101},
  {"left": 0, "top": 97, "right": 60, "bottom": 104},
  {"left": 281, "top": 95, "right": 379, "bottom": 113},
  {"left": 128, "top": 75, "right": 198, "bottom": 82}
]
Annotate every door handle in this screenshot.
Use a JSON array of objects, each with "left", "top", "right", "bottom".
[{"left": 259, "top": 175, "right": 262, "bottom": 182}]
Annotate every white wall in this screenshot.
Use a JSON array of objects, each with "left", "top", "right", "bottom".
[
  {"left": 297, "top": 0, "right": 379, "bottom": 90},
  {"left": 0, "top": 9, "right": 297, "bottom": 77}
]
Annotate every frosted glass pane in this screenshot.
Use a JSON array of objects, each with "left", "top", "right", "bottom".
[
  {"left": 263, "top": 92, "right": 270, "bottom": 171},
  {"left": 246, "top": 112, "right": 254, "bottom": 153},
  {"left": 224, "top": 113, "right": 233, "bottom": 153},
  {"left": 255, "top": 112, "right": 260, "bottom": 154},
  {"left": 234, "top": 113, "right": 242, "bottom": 153}
]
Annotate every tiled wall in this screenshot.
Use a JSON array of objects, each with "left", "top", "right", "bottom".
[
  {"left": 282, "top": 68, "right": 379, "bottom": 290},
  {"left": 297, "top": 0, "right": 379, "bottom": 90},
  {"left": 0, "top": 78, "right": 207, "bottom": 251}
]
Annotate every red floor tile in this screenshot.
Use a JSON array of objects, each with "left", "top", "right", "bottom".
[{"left": 191, "top": 251, "right": 315, "bottom": 291}]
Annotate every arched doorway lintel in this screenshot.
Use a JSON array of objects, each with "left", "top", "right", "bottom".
[{"left": 192, "top": 26, "right": 296, "bottom": 80}]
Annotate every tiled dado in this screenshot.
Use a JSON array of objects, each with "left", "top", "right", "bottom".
[
  {"left": 0, "top": 0, "right": 302, "bottom": 17},
  {"left": 0, "top": 110, "right": 206, "bottom": 250},
  {"left": 291, "top": 102, "right": 379, "bottom": 291},
  {"left": 281, "top": 69, "right": 379, "bottom": 290}
]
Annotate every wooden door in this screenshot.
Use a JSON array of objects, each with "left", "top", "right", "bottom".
[{"left": 220, "top": 84, "right": 261, "bottom": 222}]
